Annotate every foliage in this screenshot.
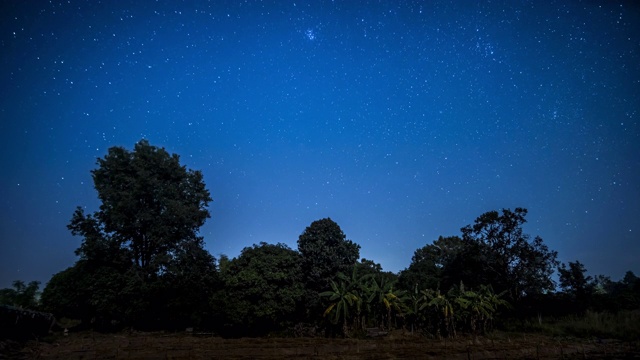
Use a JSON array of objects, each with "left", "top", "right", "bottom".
[
  {"left": 214, "top": 242, "right": 304, "bottom": 336},
  {"left": 355, "top": 258, "right": 388, "bottom": 280},
  {"left": 0, "top": 280, "right": 40, "bottom": 309},
  {"left": 398, "top": 236, "right": 463, "bottom": 291},
  {"left": 454, "top": 284, "right": 510, "bottom": 340},
  {"left": 404, "top": 284, "right": 424, "bottom": 334},
  {"left": 590, "top": 271, "right": 640, "bottom": 312},
  {"left": 504, "top": 310, "right": 640, "bottom": 342},
  {"left": 318, "top": 272, "right": 512, "bottom": 339},
  {"left": 40, "top": 260, "right": 132, "bottom": 329},
  {"left": 412, "top": 283, "right": 510, "bottom": 339},
  {"left": 318, "top": 266, "right": 408, "bottom": 337},
  {"left": 157, "top": 243, "right": 219, "bottom": 329},
  {"left": 40, "top": 266, "right": 86, "bottom": 319}
]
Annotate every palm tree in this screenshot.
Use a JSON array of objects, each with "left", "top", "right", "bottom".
[
  {"left": 405, "top": 283, "right": 425, "bottom": 334},
  {"left": 454, "top": 284, "right": 509, "bottom": 343},
  {"left": 344, "top": 268, "right": 374, "bottom": 331},
  {"left": 366, "top": 276, "right": 406, "bottom": 331},
  {"left": 421, "top": 288, "right": 456, "bottom": 338},
  {"left": 478, "top": 285, "right": 510, "bottom": 333},
  {"left": 383, "top": 286, "right": 407, "bottom": 330},
  {"left": 320, "top": 275, "right": 360, "bottom": 335}
]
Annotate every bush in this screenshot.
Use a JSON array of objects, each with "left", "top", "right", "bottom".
[{"left": 503, "top": 310, "right": 640, "bottom": 341}]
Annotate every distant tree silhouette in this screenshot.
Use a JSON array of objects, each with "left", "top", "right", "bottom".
[{"left": 0, "top": 280, "right": 40, "bottom": 309}]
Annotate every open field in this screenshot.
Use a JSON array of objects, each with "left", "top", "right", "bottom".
[{"left": 6, "top": 331, "right": 639, "bottom": 359}]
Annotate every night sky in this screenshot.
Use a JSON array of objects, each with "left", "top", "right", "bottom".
[{"left": 1, "top": 1, "right": 639, "bottom": 289}]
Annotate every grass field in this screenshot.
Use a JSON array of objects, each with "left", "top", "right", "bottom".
[{"left": 9, "top": 330, "right": 639, "bottom": 359}]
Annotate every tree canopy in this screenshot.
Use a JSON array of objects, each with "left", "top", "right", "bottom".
[{"left": 33, "top": 141, "right": 637, "bottom": 338}]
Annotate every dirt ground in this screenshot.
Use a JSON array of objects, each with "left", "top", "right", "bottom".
[{"left": 7, "top": 331, "right": 640, "bottom": 359}]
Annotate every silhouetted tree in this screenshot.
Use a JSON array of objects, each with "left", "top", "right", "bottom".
[
  {"left": 298, "top": 218, "right": 360, "bottom": 322},
  {"left": 43, "top": 140, "right": 216, "bottom": 330},
  {"left": 70, "top": 139, "right": 212, "bottom": 281}
]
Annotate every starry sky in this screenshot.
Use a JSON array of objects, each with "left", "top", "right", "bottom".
[{"left": 1, "top": 1, "right": 639, "bottom": 289}]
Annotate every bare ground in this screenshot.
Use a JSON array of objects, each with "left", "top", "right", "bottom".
[{"left": 7, "top": 331, "right": 640, "bottom": 359}]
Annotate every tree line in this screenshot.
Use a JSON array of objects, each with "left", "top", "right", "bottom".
[{"left": 1, "top": 140, "right": 638, "bottom": 338}]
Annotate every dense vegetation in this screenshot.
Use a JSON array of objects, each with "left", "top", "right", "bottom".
[{"left": 2, "top": 140, "right": 638, "bottom": 340}]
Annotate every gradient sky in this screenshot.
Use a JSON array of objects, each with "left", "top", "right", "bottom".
[{"left": 1, "top": 1, "right": 639, "bottom": 289}]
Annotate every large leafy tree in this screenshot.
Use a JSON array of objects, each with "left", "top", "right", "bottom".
[
  {"left": 70, "top": 139, "right": 212, "bottom": 280},
  {"left": 297, "top": 218, "right": 360, "bottom": 320},
  {"left": 214, "top": 242, "right": 304, "bottom": 336},
  {"left": 455, "top": 208, "right": 558, "bottom": 301},
  {"left": 43, "top": 140, "right": 216, "bottom": 329}
]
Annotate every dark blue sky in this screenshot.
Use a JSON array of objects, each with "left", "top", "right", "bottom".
[{"left": 1, "top": 1, "right": 639, "bottom": 289}]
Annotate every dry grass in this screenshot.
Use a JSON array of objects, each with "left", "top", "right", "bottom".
[{"left": 11, "top": 330, "right": 639, "bottom": 359}]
